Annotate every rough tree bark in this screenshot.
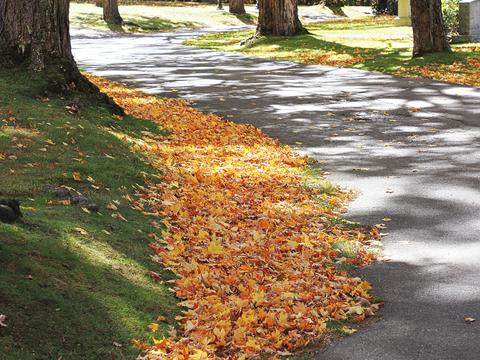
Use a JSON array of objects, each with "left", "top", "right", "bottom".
[
  {"left": 256, "top": 0, "right": 305, "bottom": 36},
  {"left": 229, "top": 0, "right": 246, "bottom": 14},
  {"left": 103, "top": 0, "right": 123, "bottom": 25},
  {"left": 0, "top": 0, "right": 73, "bottom": 71},
  {"left": 0, "top": 0, "right": 123, "bottom": 113},
  {"left": 410, "top": 0, "right": 450, "bottom": 57}
]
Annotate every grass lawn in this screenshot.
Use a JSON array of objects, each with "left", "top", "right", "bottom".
[
  {"left": 70, "top": 2, "right": 257, "bottom": 32},
  {"left": 185, "top": 17, "right": 480, "bottom": 87},
  {"left": 0, "top": 70, "right": 178, "bottom": 359}
]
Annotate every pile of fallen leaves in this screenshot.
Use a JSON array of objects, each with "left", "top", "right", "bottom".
[
  {"left": 398, "top": 56, "right": 480, "bottom": 88},
  {"left": 298, "top": 51, "right": 370, "bottom": 67},
  {"left": 88, "top": 75, "right": 381, "bottom": 359}
]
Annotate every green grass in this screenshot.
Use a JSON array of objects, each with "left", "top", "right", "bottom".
[
  {"left": 0, "top": 69, "right": 178, "bottom": 359},
  {"left": 185, "top": 17, "right": 480, "bottom": 87},
  {"left": 70, "top": 2, "right": 257, "bottom": 32}
]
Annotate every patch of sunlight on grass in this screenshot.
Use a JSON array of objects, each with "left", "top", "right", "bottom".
[
  {"left": 66, "top": 234, "right": 162, "bottom": 291},
  {"left": 1, "top": 126, "right": 41, "bottom": 138},
  {"left": 303, "top": 167, "right": 338, "bottom": 194}
]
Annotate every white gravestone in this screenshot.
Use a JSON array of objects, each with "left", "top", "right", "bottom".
[{"left": 459, "top": 0, "right": 480, "bottom": 40}]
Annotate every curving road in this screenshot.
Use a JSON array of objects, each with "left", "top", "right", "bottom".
[{"left": 72, "top": 28, "right": 480, "bottom": 360}]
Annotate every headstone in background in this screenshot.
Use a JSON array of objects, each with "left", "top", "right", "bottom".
[
  {"left": 459, "top": 0, "right": 480, "bottom": 41},
  {"left": 396, "top": 0, "right": 411, "bottom": 26}
]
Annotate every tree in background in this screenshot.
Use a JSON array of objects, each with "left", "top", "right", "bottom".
[
  {"left": 256, "top": 0, "right": 305, "bottom": 36},
  {"left": 103, "top": 0, "right": 123, "bottom": 25},
  {"left": 411, "top": 0, "right": 451, "bottom": 56},
  {"left": 217, "top": 0, "right": 223, "bottom": 10},
  {"left": 230, "top": 0, "right": 246, "bottom": 14}
]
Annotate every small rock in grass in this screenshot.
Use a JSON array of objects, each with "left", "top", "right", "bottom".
[
  {"left": 71, "top": 196, "right": 89, "bottom": 206},
  {"left": 0, "top": 200, "right": 23, "bottom": 224},
  {"left": 85, "top": 203, "right": 99, "bottom": 213},
  {"left": 44, "top": 184, "right": 71, "bottom": 199}
]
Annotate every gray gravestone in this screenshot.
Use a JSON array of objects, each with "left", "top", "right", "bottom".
[{"left": 459, "top": 0, "right": 480, "bottom": 40}]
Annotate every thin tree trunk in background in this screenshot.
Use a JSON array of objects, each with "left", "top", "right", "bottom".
[
  {"left": 0, "top": 0, "right": 74, "bottom": 71},
  {"left": 229, "top": 0, "right": 246, "bottom": 14},
  {"left": 103, "top": 0, "right": 123, "bottom": 25},
  {"left": 256, "top": 0, "right": 304, "bottom": 36},
  {"left": 410, "top": 0, "right": 450, "bottom": 57},
  {"left": 217, "top": 0, "right": 223, "bottom": 10},
  {"left": 95, "top": 0, "right": 103, "bottom": 7}
]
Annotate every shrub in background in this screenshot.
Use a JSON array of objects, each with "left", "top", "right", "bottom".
[
  {"left": 442, "top": 0, "right": 460, "bottom": 35},
  {"left": 372, "top": 0, "right": 397, "bottom": 15}
]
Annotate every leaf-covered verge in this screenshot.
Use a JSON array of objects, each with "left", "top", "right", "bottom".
[
  {"left": 88, "top": 76, "right": 383, "bottom": 359},
  {"left": 185, "top": 17, "right": 480, "bottom": 88},
  {"left": 0, "top": 69, "right": 179, "bottom": 360}
]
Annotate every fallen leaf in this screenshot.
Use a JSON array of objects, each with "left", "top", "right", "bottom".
[
  {"left": 74, "top": 227, "right": 88, "bottom": 236},
  {"left": 0, "top": 314, "right": 7, "bottom": 327},
  {"left": 148, "top": 323, "right": 160, "bottom": 332},
  {"left": 107, "top": 202, "right": 118, "bottom": 211},
  {"left": 47, "top": 199, "right": 71, "bottom": 206}
]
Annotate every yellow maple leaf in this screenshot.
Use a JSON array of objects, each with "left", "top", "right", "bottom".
[
  {"left": 190, "top": 349, "right": 209, "bottom": 360},
  {"left": 206, "top": 238, "right": 223, "bottom": 255},
  {"left": 148, "top": 323, "right": 159, "bottom": 332}
]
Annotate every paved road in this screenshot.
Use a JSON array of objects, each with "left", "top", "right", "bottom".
[{"left": 72, "top": 29, "right": 480, "bottom": 360}]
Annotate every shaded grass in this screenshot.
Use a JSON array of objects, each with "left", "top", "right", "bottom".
[
  {"left": 0, "top": 69, "right": 178, "bottom": 359},
  {"left": 186, "top": 17, "right": 480, "bottom": 87}
]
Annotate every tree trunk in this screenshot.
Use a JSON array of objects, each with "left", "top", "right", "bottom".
[
  {"left": 0, "top": 0, "right": 123, "bottom": 114},
  {"left": 229, "top": 0, "right": 246, "bottom": 14},
  {"left": 95, "top": 0, "right": 103, "bottom": 7},
  {"left": 217, "top": 0, "right": 223, "bottom": 10},
  {"left": 103, "top": 0, "right": 123, "bottom": 25},
  {"left": 0, "top": 0, "right": 74, "bottom": 71},
  {"left": 410, "top": 0, "right": 451, "bottom": 57},
  {"left": 256, "top": 0, "right": 304, "bottom": 36}
]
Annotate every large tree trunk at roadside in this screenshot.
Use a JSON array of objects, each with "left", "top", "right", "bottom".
[
  {"left": 256, "top": 0, "right": 304, "bottom": 36},
  {"left": 410, "top": 0, "right": 450, "bottom": 57},
  {"left": 0, "top": 0, "right": 123, "bottom": 114},
  {"left": 229, "top": 0, "right": 246, "bottom": 14},
  {"left": 103, "top": 0, "right": 123, "bottom": 25},
  {"left": 0, "top": 0, "right": 74, "bottom": 71}
]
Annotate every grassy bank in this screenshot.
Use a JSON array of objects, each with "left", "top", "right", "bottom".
[
  {"left": 0, "top": 67, "right": 383, "bottom": 358},
  {"left": 0, "top": 70, "right": 178, "bottom": 359},
  {"left": 186, "top": 17, "right": 480, "bottom": 87}
]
